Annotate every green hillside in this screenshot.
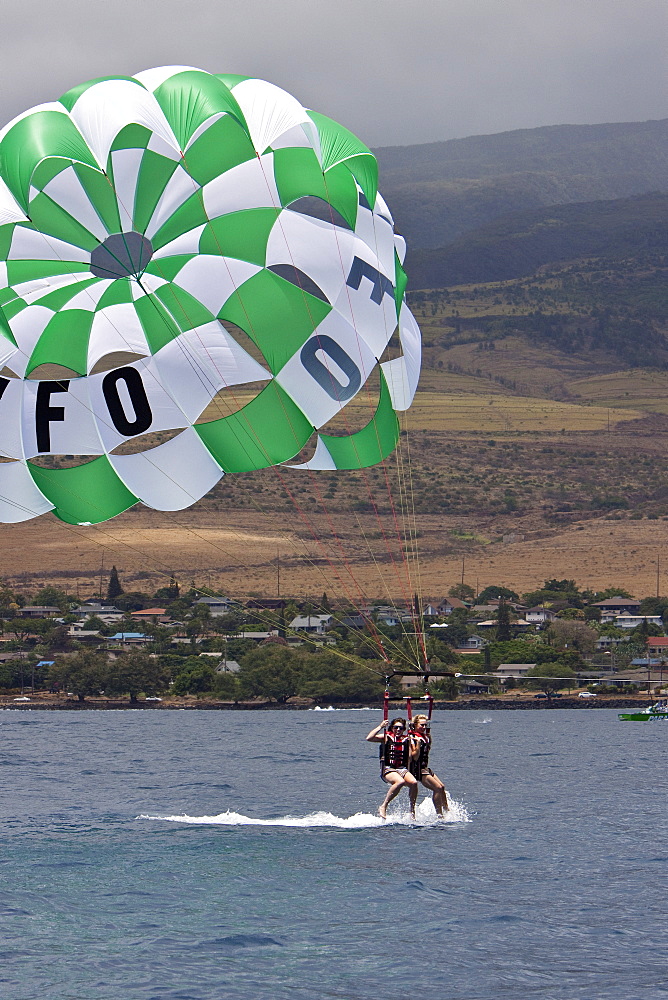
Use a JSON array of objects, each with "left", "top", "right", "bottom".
[
  {"left": 407, "top": 192, "right": 668, "bottom": 288},
  {"left": 375, "top": 119, "right": 668, "bottom": 249}
]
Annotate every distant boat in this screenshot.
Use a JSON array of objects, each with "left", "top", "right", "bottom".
[{"left": 619, "top": 701, "right": 668, "bottom": 722}]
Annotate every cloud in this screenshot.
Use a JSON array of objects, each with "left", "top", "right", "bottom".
[{"left": 0, "top": 0, "right": 665, "bottom": 145}]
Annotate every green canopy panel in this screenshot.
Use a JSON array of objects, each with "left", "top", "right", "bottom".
[{"left": 0, "top": 68, "right": 421, "bottom": 524}]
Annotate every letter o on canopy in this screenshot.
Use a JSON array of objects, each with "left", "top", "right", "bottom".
[
  {"left": 300, "top": 335, "right": 362, "bottom": 402},
  {"left": 102, "top": 367, "right": 153, "bottom": 437}
]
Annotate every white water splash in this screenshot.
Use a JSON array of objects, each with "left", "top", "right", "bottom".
[
  {"left": 309, "top": 706, "right": 373, "bottom": 712},
  {"left": 139, "top": 798, "right": 471, "bottom": 828},
  {"left": 473, "top": 716, "right": 493, "bottom": 724}
]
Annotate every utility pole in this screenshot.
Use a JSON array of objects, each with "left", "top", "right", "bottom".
[
  {"left": 461, "top": 555, "right": 465, "bottom": 588},
  {"left": 98, "top": 551, "right": 104, "bottom": 600},
  {"left": 277, "top": 547, "right": 280, "bottom": 598},
  {"left": 657, "top": 556, "right": 660, "bottom": 598}
]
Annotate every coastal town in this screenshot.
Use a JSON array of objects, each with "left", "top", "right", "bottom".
[{"left": 2, "top": 570, "right": 667, "bottom": 708}]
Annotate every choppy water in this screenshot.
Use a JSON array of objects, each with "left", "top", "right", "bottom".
[{"left": 1, "top": 708, "right": 666, "bottom": 1000}]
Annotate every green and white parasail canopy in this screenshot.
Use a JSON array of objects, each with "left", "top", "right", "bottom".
[{"left": 0, "top": 67, "right": 421, "bottom": 524}]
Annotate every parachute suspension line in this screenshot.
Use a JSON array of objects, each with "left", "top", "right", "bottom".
[
  {"left": 160, "top": 135, "right": 416, "bottom": 672},
  {"left": 383, "top": 681, "right": 390, "bottom": 721},
  {"left": 401, "top": 413, "right": 428, "bottom": 668},
  {"left": 316, "top": 167, "right": 424, "bottom": 636},
  {"left": 2, "top": 115, "right": 412, "bottom": 664},
  {"left": 101, "top": 165, "right": 392, "bottom": 658},
  {"left": 5, "top": 233, "right": 392, "bottom": 651},
  {"left": 140, "top": 148, "right": 401, "bottom": 663},
  {"left": 387, "top": 426, "right": 420, "bottom": 668},
  {"left": 247, "top": 152, "right": 417, "bottom": 624},
  {"left": 392, "top": 415, "right": 427, "bottom": 670},
  {"left": 344, "top": 182, "right": 427, "bottom": 665}
]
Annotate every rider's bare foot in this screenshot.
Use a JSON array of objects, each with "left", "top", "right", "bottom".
[{"left": 378, "top": 804, "right": 387, "bottom": 819}]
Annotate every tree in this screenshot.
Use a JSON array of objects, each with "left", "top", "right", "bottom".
[
  {"left": 105, "top": 652, "right": 169, "bottom": 702},
  {"left": 557, "top": 608, "right": 585, "bottom": 620},
  {"left": 215, "top": 611, "right": 245, "bottom": 634},
  {"left": 154, "top": 574, "right": 180, "bottom": 602},
  {"left": 106, "top": 566, "right": 124, "bottom": 601},
  {"left": 186, "top": 604, "right": 212, "bottom": 648},
  {"left": 486, "top": 638, "right": 544, "bottom": 667},
  {"left": 33, "top": 586, "right": 71, "bottom": 612},
  {"left": 495, "top": 597, "right": 512, "bottom": 641},
  {"left": 114, "top": 591, "right": 151, "bottom": 612},
  {"left": 52, "top": 651, "right": 108, "bottom": 702},
  {"left": 428, "top": 675, "right": 459, "bottom": 700},
  {"left": 525, "top": 663, "right": 576, "bottom": 699},
  {"left": 593, "top": 587, "right": 633, "bottom": 601},
  {"left": 545, "top": 620, "right": 598, "bottom": 656},
  {"left": 237, "top": 645, "right": 301, "bottom": 702},
  {"left": 448, "top": 583, "right": 475, "bottom": 601},
  {"left": 296, "top": 651, "right": 382, "bottom": 702},
  {"left": 477, "top": 585, "right": 519, "bottom": 604},
  {"left": 171, "top": 658, "right": 217, "bottom": 696},
  {"left": 522, "top": 579, "right": 584, "bottom": 608}
]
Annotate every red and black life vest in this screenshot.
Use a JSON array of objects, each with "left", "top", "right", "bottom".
[
  {"left": 381, "top": 731, "right": 410, "bottom": 770},
  {"left": 409, "top": 732, "right": 431, "bottom": 778}
]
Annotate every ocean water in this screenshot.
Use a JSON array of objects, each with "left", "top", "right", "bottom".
[{"left": 0, "top": 708, "right": 666, "bottom": 1000}]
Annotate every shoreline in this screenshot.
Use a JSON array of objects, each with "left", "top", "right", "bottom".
[{"left": 0, "top": 695, "right": 652, "bottom": 711}]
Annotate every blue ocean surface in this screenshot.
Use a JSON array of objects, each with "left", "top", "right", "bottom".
[{"left": 0, "top": 707, "right": 666, "bottom": 1000}]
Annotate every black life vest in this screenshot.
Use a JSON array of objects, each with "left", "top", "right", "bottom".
[
  {"left": 381, "top": 731, "right": 410, "bottom": 769},
  {"left": 409, "top": 732, "right": 431, "bottom": 777}
]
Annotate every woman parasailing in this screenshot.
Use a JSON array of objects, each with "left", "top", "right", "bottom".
[{"left": 366, "top": 716, "right": 418, "bottom": 819}]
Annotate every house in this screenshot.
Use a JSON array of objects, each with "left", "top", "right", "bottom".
[
  {"left": 20, "top": 606, "right": 61, "bottom": 618},
  {"left": 289, "top": 614, "right": 333, "bottom": 634},
  {"left": 470, "top": 605, "right": 500, "bottom": 617},
  {"left": 66, "top": 626, "right": 101, "bottom": 640},
  {"left": 458, "top": 678, "right": 490, "bottom": 694},
  {"left": 462, "top": 634, "right": 486, "bottom": 649},
  {"left": 108, "top": 632, "right": 149, "bottom": 646},
  {"left": 433, "top": 597, "right": 467, "bottom": 615},
  {"left": 647, "top": 637, "right": 668, "bottom": 657},
  {"left": 525, "top": 607, "right": 557, "bottom": 623},
  {"left": 196, "top": 596, "right": 235, "bottom": 615},
  {"left": 75, "top": 602, "right": 123, "bottom": 619},
  {"left": 496, "top": 663, "right": 536, "bottom": 680},
  {"left": 338, "top": 614, "right": 366, "bottom": 630},
  {"left": 603, "top": 613, "right": 663, "bottom": 629},
  {"left": 400, "top": 674, "right": 424, "bottom": 690},
  {"left": 237, "top": 630, "right": 279, "bottom": 642},
  {"left": 595, "top": 635, "right": 630, "bottom": 650},
  {"left": 593, "top": 597, "right": 641, "bottom": 614},
  {"left": 130, "top": 608, "right": 168, "bottom": 621}
]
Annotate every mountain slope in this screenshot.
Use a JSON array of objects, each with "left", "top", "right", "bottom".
[
  {"left": 375, "top": 119, "right": 668, "bottom": 249},
  {"left": 407, "top": 192, "right": 668, "bottom": 288}
]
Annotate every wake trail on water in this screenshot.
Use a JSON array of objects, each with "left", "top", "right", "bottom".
[{"left": 139, "top": 799, "right": 471, "bottom": 828}]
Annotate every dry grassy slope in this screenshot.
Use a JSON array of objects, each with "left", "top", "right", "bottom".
[
  {"left": 4, "top": 505, "right": 668, "bottom": 603},
  {"left": 4, "top": 392, "right": 668, "bottom": 602},
  {"left": 5, "top": 271, "right": 668, "bottom": 600}
]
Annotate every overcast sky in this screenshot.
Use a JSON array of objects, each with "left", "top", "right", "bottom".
[{"left": 0, "top": 0, "right": 665, "bottom": 147}]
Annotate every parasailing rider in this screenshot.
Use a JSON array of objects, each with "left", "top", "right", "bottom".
[
  {"left": 366, "top": 717, "right": 418, "bottom": 819},
  {"left": 409, "top": 714, "right": 449, "bottom": 817}
]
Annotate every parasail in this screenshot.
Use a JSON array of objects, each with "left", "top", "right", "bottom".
[{"left": 0, "top": 67, "right": 421, "bottom": 525}]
